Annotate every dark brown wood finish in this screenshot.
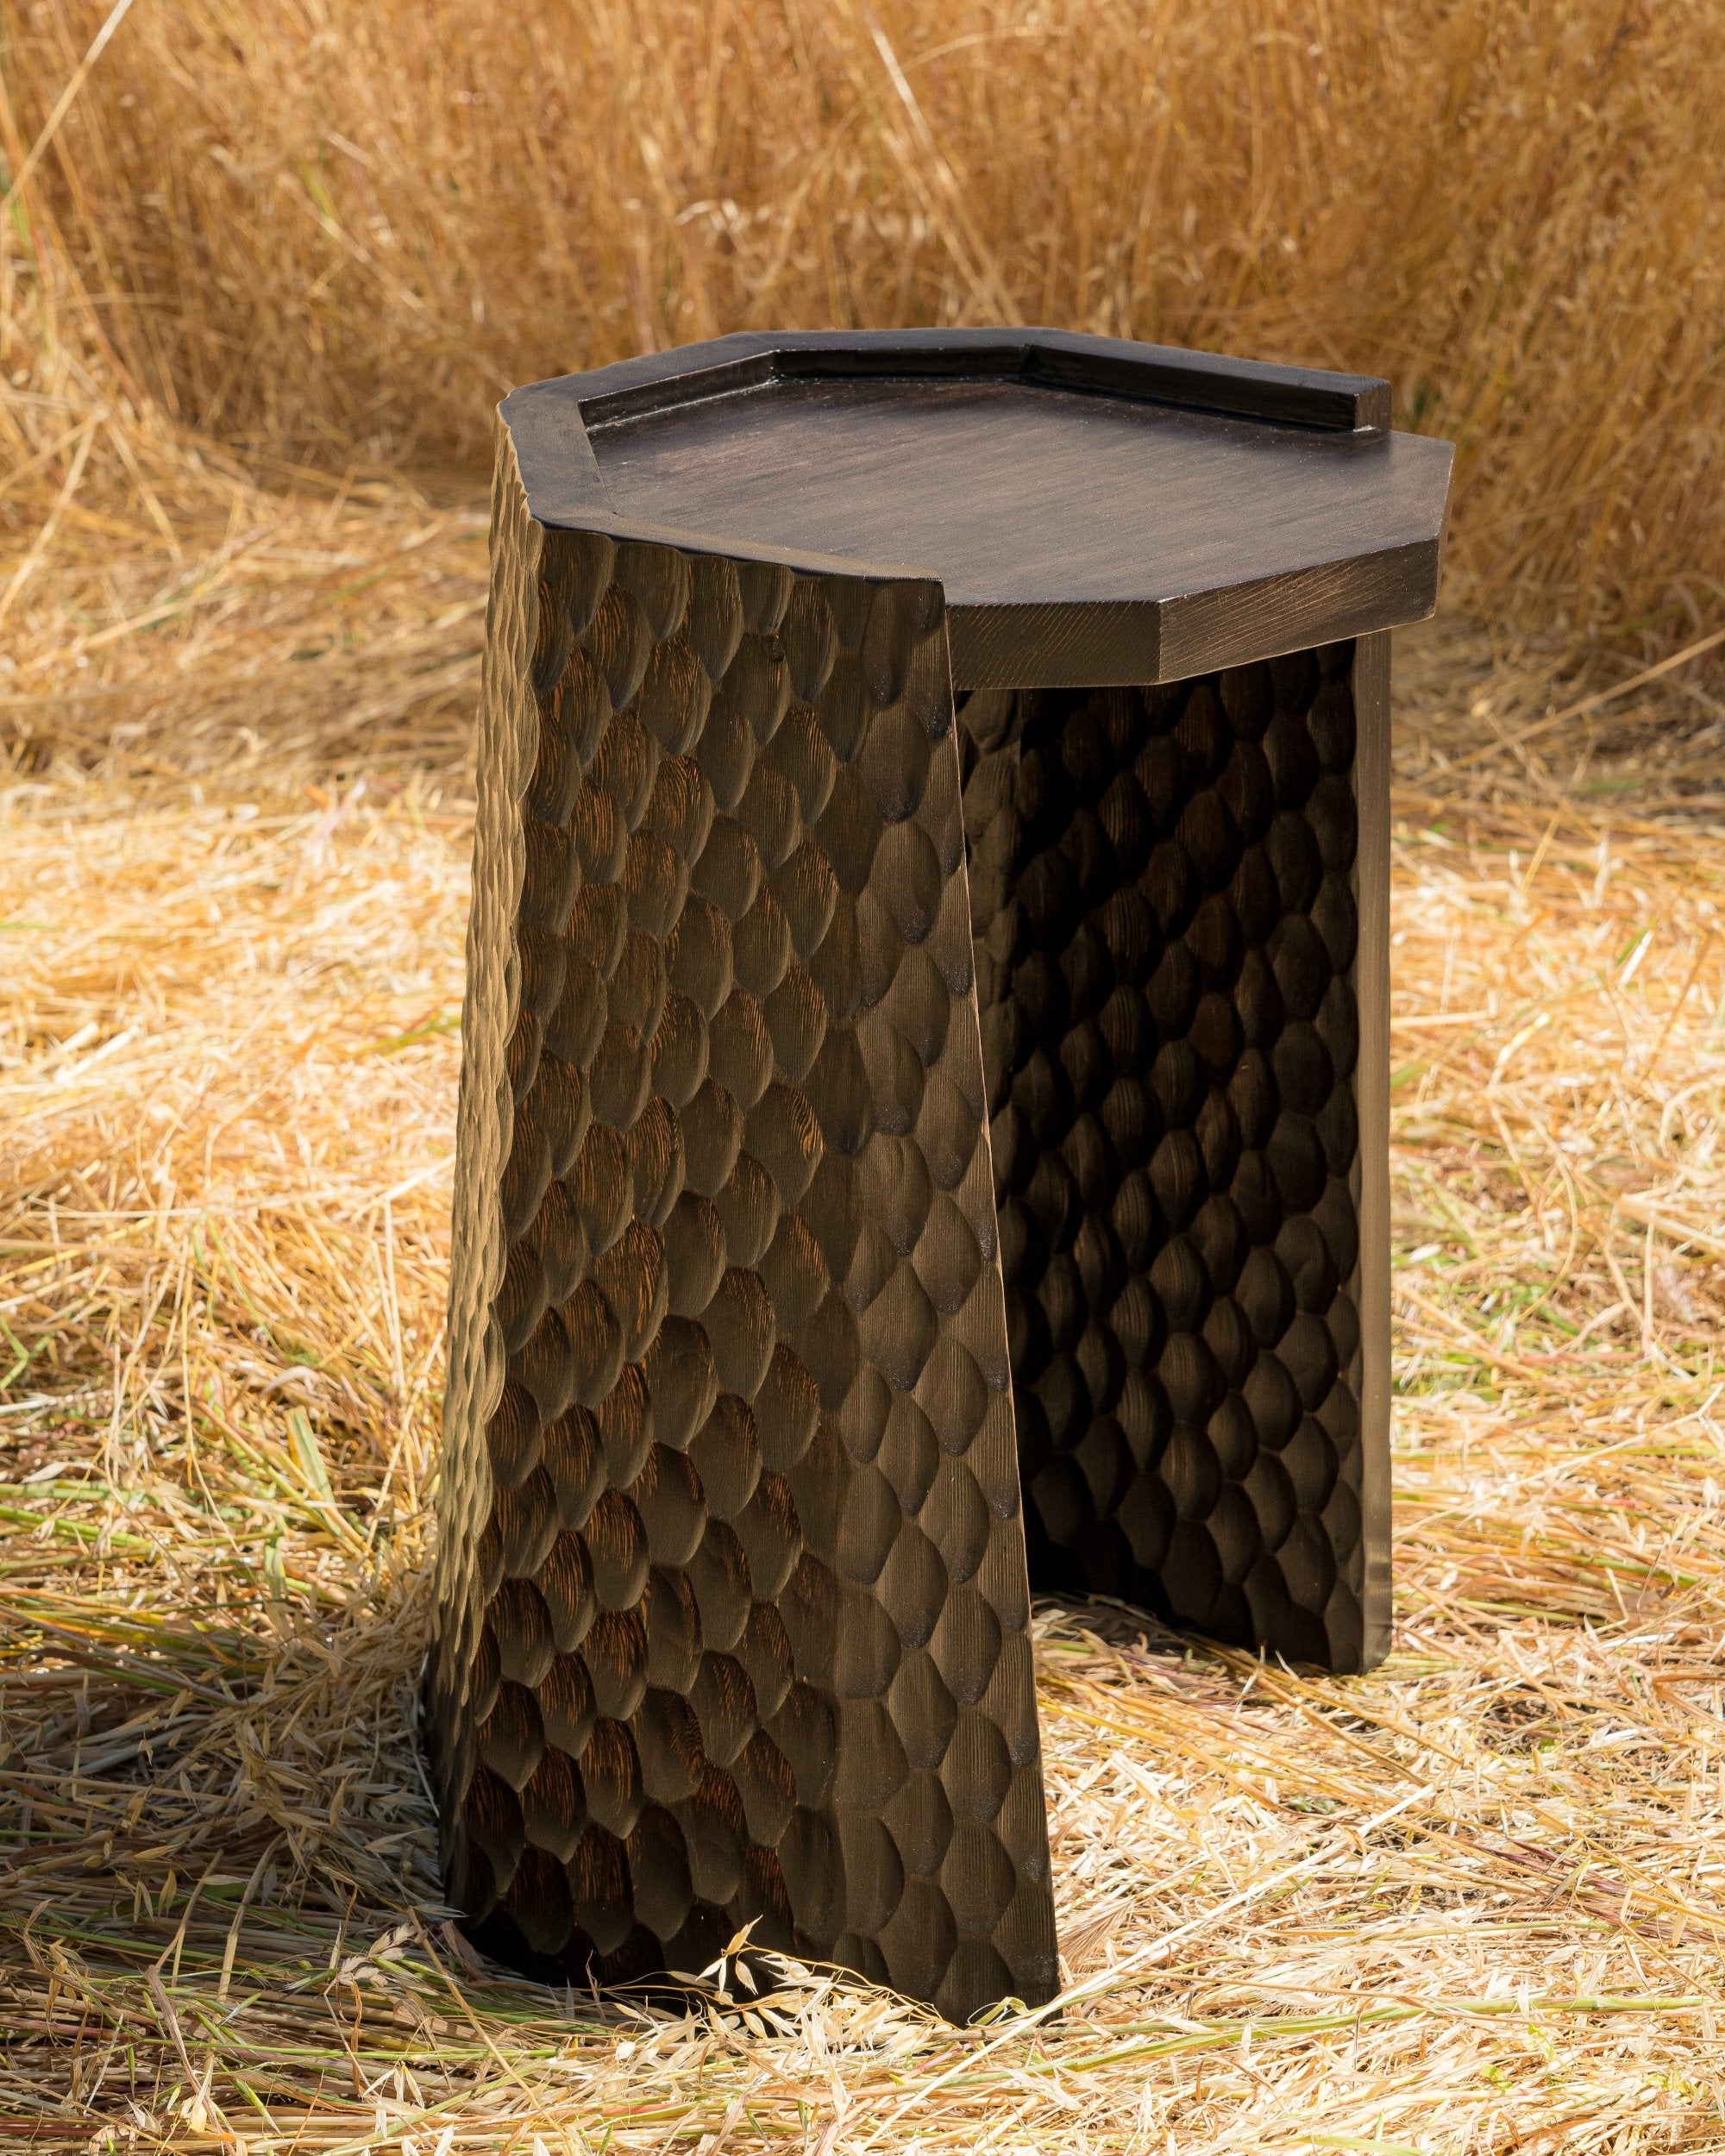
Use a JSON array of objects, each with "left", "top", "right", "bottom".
[
  {"left": 430, "top": 455, "right": 1062, "bottom": 2022},
  {"left": 961, "top": 641, "right": 1388, "bottom": 1671},
  {"left": 434, "top": 334, "right": 1453, "bottom": 2015},
  {"left": 502, "top": 331, "right": 1452, "bottom": 690}
]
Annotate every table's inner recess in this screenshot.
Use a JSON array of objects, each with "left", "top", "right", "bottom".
[{"left": 959, "top": 649, "right": 1371, "bottom": 1668}]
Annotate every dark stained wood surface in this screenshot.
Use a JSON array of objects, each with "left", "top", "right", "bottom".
[
  {"left": 432, "top": 494, "right": 1063, "bottom": 2018},
  {"left": 502, "top": 331, "right": 1452, "bottom": 688}
]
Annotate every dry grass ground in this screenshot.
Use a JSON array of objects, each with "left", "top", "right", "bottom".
[
  {"left": 7, "top": 494, "right": 1725, "bottom": 2150},
  {"left": 7, "top": 0, "right": 1725, "bottom": 2145}
]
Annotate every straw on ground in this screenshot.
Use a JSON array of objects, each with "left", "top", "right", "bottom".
[
  {"left": 5, "top": 2, "right": 1725, "bottom": 2145},
  {"left": 6, "top": 537, "right": 1725, "bottom": 2146}
]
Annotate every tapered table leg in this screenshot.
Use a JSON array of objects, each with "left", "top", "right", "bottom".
[
  {"left": 427, "top": 435, "right": 1059, "bottom": 2020},
  {"left": 961, "top": 636, "right": 1390, "bottom": 1673}
]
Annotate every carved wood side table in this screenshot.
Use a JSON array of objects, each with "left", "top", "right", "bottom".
[{"left": 426, "top": 329, "right": 1454, "bottom": 2020}]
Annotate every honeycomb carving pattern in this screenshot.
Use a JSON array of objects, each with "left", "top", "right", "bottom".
[
  {"left": 962, "top": 654, "right": 1372, "bottom": 1671},
  {"left": 429, "top": 451, "right": 1058, "bottom": 2021}
]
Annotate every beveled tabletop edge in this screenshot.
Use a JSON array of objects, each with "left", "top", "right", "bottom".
[
  {"left": 505, "top": 327, "right": 1393, "bottom": 454},
  {"left": 526, "top": 498, "right": 948, "bottom": 598}
]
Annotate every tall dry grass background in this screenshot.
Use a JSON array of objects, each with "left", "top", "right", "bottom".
[
  {"left": 2, "top": 0, "right": 1723, "bottom": 646},
  {"left": 7, "top": 2, "right": 1725, "bottom": 2150}
]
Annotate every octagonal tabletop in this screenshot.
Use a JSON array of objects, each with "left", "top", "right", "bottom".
[{"left": 502, "top": 329, "right": 1454, "bottom": 689}]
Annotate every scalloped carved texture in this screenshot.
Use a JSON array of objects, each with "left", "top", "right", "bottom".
[
  {"left": 961, "top": 652, "right": 1380, "bottom": 1672},
  {"left": 428, "top": 452, "right": 1058, "bottom": 2022},
  {"left": 426, "top": 428, "right": 541, "bottom": 1826}
]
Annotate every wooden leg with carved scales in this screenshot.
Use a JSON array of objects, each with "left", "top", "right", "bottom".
[{"left": 426, "top": 432, "right": 1061, "bottom": 2020}]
